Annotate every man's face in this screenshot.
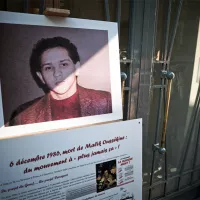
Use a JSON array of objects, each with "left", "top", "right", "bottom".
[
  {"left": 110, "top": 167, "right": 116, "bottom": 174},
  {"left": 37, "top": 47, "right": 79, "bottom": 98}
]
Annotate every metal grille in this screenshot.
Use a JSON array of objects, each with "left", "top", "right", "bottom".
[{"left": 103, "top": 0, "right": 200, "bottom": 199}]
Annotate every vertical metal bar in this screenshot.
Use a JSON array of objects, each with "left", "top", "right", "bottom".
[
  {"left": 154, "top": 77, "right": 164, "bottom": 151},
  {"left": 164, "top": 123, "right": 168, "bottom": 196},
  {"left": 116, "top": 0, "right": 121, "bottom": 38},
  {"left": 104, "top": 0, "right": 110, "bottom": 21},
  {"left": 148, "top": 78, "right": 164, "bottom": 200},
  {"left": 39, "top": 0, "right": 45, "bottom": 14},
  {"left": 127, "top": 0, "right": 134, "bottom": 120},
  {"left": 127, "top": 0, "right": 134, "bottom": 58},
  {"left": 163, "top": 0, "right": 172, "bottom": 67},
  {"left": 163, "top": 78, "right": 168, "bottom": 197},
  {"left": 125, "top": 0, "right": 134, "bottom": 120},
  {"left": 148, "top": 1, "right": 171, "bottom": 199},
  {"left": 167, "top": 0, "right": 183, "bottom": 65},
  {"left": 158, "top": 89, "right": 166, "bottom": 132}
]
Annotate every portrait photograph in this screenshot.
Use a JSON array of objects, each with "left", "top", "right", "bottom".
[{"left": 0, "top": 11, "right": 122, "bottom": 138}]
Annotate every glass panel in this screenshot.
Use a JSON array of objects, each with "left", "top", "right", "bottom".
[
  {"left": 167, "top": 0, "right": 200, "bottom": 176},
  {"left": 145, "top": 0, "right": 200, "bottom": 197},
  {"left": 151, "top": 0, "right": 200, "bottom": 182}
]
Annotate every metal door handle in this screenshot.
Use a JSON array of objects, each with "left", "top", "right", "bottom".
[
  {"left": 161, "top": 71, "right": 175, "bottom": 148},
  {"left": 154, "top": 71, "right": 175, "bottom": 154}
]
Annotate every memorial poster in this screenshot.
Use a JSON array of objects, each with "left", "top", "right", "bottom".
[
  {"left": 0, "top": 119, "right": 142, "bottom": 200},
  {"left": 0, "top": 11, "right": 122, "bottom": 138}
]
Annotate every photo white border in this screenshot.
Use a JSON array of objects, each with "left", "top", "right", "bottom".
[{"left": 0, "top": 11, "right": 122, "bottom": 139}]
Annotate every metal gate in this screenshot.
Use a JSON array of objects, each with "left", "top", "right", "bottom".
[
  {"left": 123, "top": 0, "right": 200, "bottom": 199},
  {"left": 103, "top": 0, "right": 200, "bottom": 199}
]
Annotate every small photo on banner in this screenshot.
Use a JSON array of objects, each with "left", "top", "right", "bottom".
[{"left": 96, "top": 159, "right": 117, "bottom": 193}]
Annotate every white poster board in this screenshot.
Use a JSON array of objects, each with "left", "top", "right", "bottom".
[
  {"left": 0, "top": 119, "right": 142, "bottom": 200},
  {"left": 0, "top": 11, "right": 122, "bottom": 138}
]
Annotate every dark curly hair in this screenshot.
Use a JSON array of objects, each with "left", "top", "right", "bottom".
[{"left": 30, "top": 37, "right": 80, "bottom": 75}]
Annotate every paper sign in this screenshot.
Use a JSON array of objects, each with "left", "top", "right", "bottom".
[{"left": 0, "top": 119, "right": 142, "bottom": 200}]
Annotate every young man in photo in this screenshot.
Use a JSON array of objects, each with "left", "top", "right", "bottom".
[{"left": 9, "top": 37, "right": 112, "bottom": 126}]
